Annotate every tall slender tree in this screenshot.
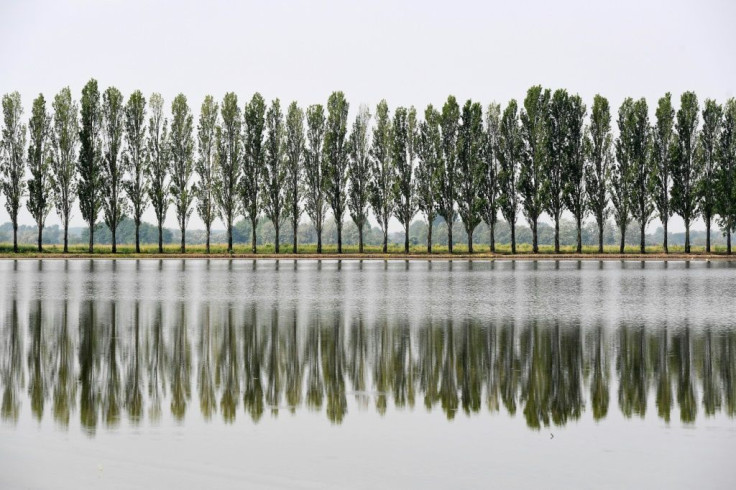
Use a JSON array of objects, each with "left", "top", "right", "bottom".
[
  {"left": 27, "top": 94, "right": 52, "bottom": 252},
  {"left": 612, "top": 98, "right": 636, "bottom": 253},
  {"left": 438, "top": 96, "right": 460, "bottom": 252},
  {"left": 100, "top": 86, "right": 127, "bottom": 253},
  {"left": 215, "top": 92, "right": 241, "bottom": 253},
  {"left": 323, "top": 91, "right": 350, "bottom": 253},
  {"left": 50, "top": 87, "right": 78, "bottom": 253},
  {"left": 147, "top": 93, "right": 169, "bottom": 253},
  {"left": 416, "top": 105, "right": 442, "bottom": 253},
  {"left": 123, "top": 90, "right": 148, "bottom": 253},
  {"left": 563, "top": 94, "right": 587, "bottom": 253},
  {"left": 498, "top": 100, "right": 522, "bottom": 253},
  {"left": 481, "top": 103, "right": 501, "bottom": 252},
  {"left": 242, "top": 93, "right": 266, "bottom": 253},
  {"left": 672, "top": 91, "right": 700, "bottom": 253},
  {"left": 285, "top": 102, "right": 305, "bottom": 253},
  {"left": 698, "top": 99, "right": 722, "bottom": 253},
  {"left": 195, "top": 95, "right": 218, "bottom": 253},
  {"left": 456, "top": 100, "right": 484, "bottom": 253},
  {"left": 519, "top": 85, "right": 549, "bottom": 253},
  {"left": 370, "top": 100, "right": 394, "bottom": 253},
  {"left": 585, "top": 95, "right": 613, "bottom": 253},
  {"left": 77, "top": 79, "right": 102, "bottom": 253},
  {"left": 169, "top": 94, "right": 195, "bottom": 253},
  {"left": 628, "top": 98, "right": 653, "bottom": 254},
  {"left": 544, "top": 89, "right": 569, "bottom": 253},
  {"left": 303, "top": 104, "right": 327, "bottom": 253},
  {"left": 347, "top": 105, "right": 371, "bottom": 253},
  {"left": 392, "top": 106, "right": 418, "bottom": 254},
  {"left": 717, "top": 99, "right": 736, "bottom": 253},
  {"left": 651, "top": 93, "right": 675, "bottom": 253},
  {"left": 1, "top": 92, "right": 27, "bottom": 253},
  {"left": 262, "top": 98, "right": 287, "bottom": 253}
]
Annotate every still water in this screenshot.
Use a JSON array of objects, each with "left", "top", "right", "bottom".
[{"left": 1, "top": 259, "right": 735, "bottom": 488}]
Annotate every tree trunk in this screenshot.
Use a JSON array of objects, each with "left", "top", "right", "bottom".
[
  {"left": 337, "top": 219, "right": 343, "bottom": 254},
  {"left": 227, "top": 222, "right": 233, "bottom": 254},
  {"left": 251, "top": 217, "right": 257, "bottom": 254},
  {"left": 275, "top": 221, "right": 280, "bottom": 254},
  {"left": 88, "top": 221, "right": 94, "bottom": 254},
  {"left": 467, "top": 226, "right": 473, "bottom": 254},
  {"left": 490, "top": 221, "right": 496, "bottom": 253},
  {"left": 293, "top": 218, "right": 298, "bottom": 254},
  {"left": 382, "top": 228, "right": 387, "bottom": 254},
  {"left": 448, "top": 219, "right": 453, "bottom": 254},
  {"left": 705, "top": 216, "right": 711, "bottom": 253},
  {"left": 684, "top": 219, "right": 690, "bottom": 253},
  {"left": 404, "top": 225, "right": 409, "bottom": 254},
  {"left": 640, "top": 221, "right": 646, "bottom": 254},
  {"left": 358, "top": 224, "right": 364, "bottom": 254},
  {"left": 135, "top": 222, "right": 141, "bottom": 254},
  {"left": 427, "top": 219, "right": 433, "bottom": 254},
  {"left": 619, "top": 225, "right": 626, "bottom": 254},
  {"left": 205, "top": 225, "right": 210, "bottom": 254},
  {"left": 663, "top": 218, "right": 668, "bottom": 254},
  {"left": 180, "top": 225, "right": 185, "bottom": 254},
  {"left": 554, "top": 215, "right": 560, "bottom": 254},
  {"left": 63, "top": 217, "right": 69, "bottom": 254},
  {"left": 317, "top": 225, "right": 322, "bottom": 254},
  {"left": 728, "top": 226, "right": 732, "bottom": 255},
  {"left": 158, "top": 222, "right": 163, "bottom": 253},
  {"left": 510, "top": 222, "right": 516, "bottom": 254},
  {"left": 37, "top": 222, "right": 43, "bottom": 253},
  {"left": 112, "top": 225, "right": 117, "bottom": 254},
  {"left": 532, "top": 219, "right": 538, "bottom": 254},
  {"left": 598, "top": 220, "right": 604, "bottom": 254},
  {"left": 576, "top": 215, "right": 582, "bottom": 254}
]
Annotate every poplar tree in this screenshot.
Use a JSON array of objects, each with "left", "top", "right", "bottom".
[
  {"left": 303, "top": 104, "right": 327, "bottom": 253},
  {"left": 628, "top": 98, "right": 653, "bottom": 254},
  {"left": 481, "top": 103, "right": 501, "bottom": 252},
  {"left": 215, "top": 93, "right": 241, "bottom": 253},
  {"left": 672, "top": 91, "right": 700, "bottom": 253},
  {"left": 242, "top": 93, "right": 266, "bottom": 253},
  {"left": 262, "top": 99, "right": 287, "bottom": 252},
  {"left": 123, "top": 90, "right": 148, "bottom": 253},
  {"left": 50, "top": 87, "right": 78, "bottom": 253},
  {"left": 285, "top": 102, "right": 305, "bottom": 253},
  {"left": 323, "top": 91, "right": 350, "bottom": 253},
  {"left": 651, "top": 93, "right": 675, "bottom": 253},
  {"left": 544, "top": 89, "right": 568, "bottom": 253},
  {"left": 698, "top": 99, "right": 722, "bottom": 253},
  {"left": 585, "top": 95, "right": 612, "bottom": 253},
  {"left": 456, "top": 100, "right": 484, "bottom": 253},
  {"left": 27, "top": 94, "right": 53, "bottom": 252},
  {"left": 169, "top": 94, "right": 195, "bottom": 253},
  {"left": 100, "top": 86, "right": 127, "bottom": 253},
  {"left": 717, "top": 99, "right": 736, "bottom": 253},
  {"left": 519, "top": 85, "right": 549, "bottom": 253},
  {"left": 612, "top": 98, "right": 636, "bottom": 253},
  {"left": 416, "top": 105, "right": 442, "bottom": 253},
  {"left": 195, "top": 95, "right": 218, "bottom": 253},
  {"left": 369, "top": 100, "right": 394, "bottom": 253},
  {"left": 438, "top": 96, "right": 460, "bottom": 252},
  {"left": 563, "top": 94, "right": 587, "bottom": 253},
  {"left": 146, "top": 93, "right": 169, "bottom": 253},
  {"left": 1, "top": 92, "right": 27, "bottom": 253},
  {"left": 498, "top": 100, "right": 522, "bottom": 253},
  {"left": 347, "top": 105, "right": 371, "bottom": 253},
  {"left": 77, "top": 79, "right": 102, "bottom": 253},
  {"left": 392, "top": 106, "right": 418, "bottom": 254}
]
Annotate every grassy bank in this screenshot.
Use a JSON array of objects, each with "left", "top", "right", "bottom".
[{"left": 0, "top": 242, "right": 734, "bottom": 259}]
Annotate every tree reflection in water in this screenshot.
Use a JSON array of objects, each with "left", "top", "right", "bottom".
[{"left": 1, "top": 298, "right": 735, "bottom": 432}]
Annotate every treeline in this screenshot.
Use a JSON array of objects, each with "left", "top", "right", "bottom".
[{"left": 2, "top": 81, "right": 735, "bottom": 254}]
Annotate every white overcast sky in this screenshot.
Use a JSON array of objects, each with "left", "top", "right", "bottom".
[{"left": 1, "top": 0, "right": 735, "bottom": 232}]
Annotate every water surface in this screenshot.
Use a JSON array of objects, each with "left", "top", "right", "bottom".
[{"left": 1, "top": 259, "right": 735, "bottom": 488}]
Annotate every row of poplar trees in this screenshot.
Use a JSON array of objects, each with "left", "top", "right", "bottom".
[{"left": 2, "top": 80, "right": 736, "bottom": 254}]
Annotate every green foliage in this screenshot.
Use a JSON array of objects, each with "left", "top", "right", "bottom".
[
  {"left": 285, "top": 101, "right": 305, "bottom": 250},
  {"left": 100, "top": 86, "right": 127, "bottom": 250},
  {"left": 323, "top": 91, "right": 350, "bottom": 251},
  {"left": 717, "top": 99, "right": 736, "bottom": 246},
  {"left": 698, "top": 99, "right": 723, "bottom": 249},
  {"left": 261, "top": 98, "right": 287, "bottom": 251},
  {"left": 146, "top": 93, "right": 169, "bottom": 250},
  {"left": 563, "top": 94, "right": 587, "bottom": 252},
  {"left": 1, "top": 92, "right": 27, "bottom": 251},
  {"left": 455, "top": 100, "right": 484, "bottom": 251},
  {"left": 215, "top": 92, "right": 241, "bottom": 251},
  {"left": 303, "top": 103, "right": 327, "bottom": 251},
  {"left": 671, "top": 91, "right": 700, "bottom": 252},
  {"left": 195, "top": 95, "right": 218, "bottom": 247},
  {"left": 497, "top": 99, "right": 522, "bottom": 252},
  {"left": 241, "top": 92, "right": 266, "bottom": 251},
  {"left": 77, "top": 79, "right": 102, "bottom": 249},
  {"left": 627, "top": 98, "right": 654, "bottom": 252},
  {"left": 612, "top": 98, "right": 636, "bottom": 251},
  {"left": 438, "top": 96, "right": 460, "bottom": 250},
  {"left": 169, "top": 93, "right": 195, "bottom": 251},
  {"left": 480, "top": 103, "right": 501, "bottom": 250},
  {"left": 369, "top": 100, "right": 394, "bottom": 251},
  {"left": 49, "top": 87, "right": 79, "bottom": 251},
  {"left": 26, "top": 93, "right": 53, "bottom": 249},
  {"left": 392, "top": 106, "right": 418, "bottom": 251},
  {"left": 651, "top": 93, "right": 676, "bottom": 251},
  {"left": 415, "top": 105, "right": 442, "bottom": 250},
  {"left": 585, "top": 95, "right": 613, "bottom": 251},
  {"left": 347, "top": 105, "right": 371, "bottom": 250},
  {"left": 123, "top": 90, "right": 148, "bottom": 242}
]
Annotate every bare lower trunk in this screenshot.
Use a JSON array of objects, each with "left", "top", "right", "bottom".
[
  {"left": 532, "top": 219, "right": 538, "bottom": 253},
  {"left": 448, "top": 220, "right": 453, "bottom": 254},
  {"left": 158, "top": 221, "right": 163, "bottom": 253},
  {"left": 180, "top": 225, "right": 185, "bottom": 254},
  {"left": 88, "top": 221, "right": 94, "bottom": 254},
  {"left": 337, "top": 219, "right": 343, "bottom": 254},
  {"left": 619, "top": 224, "right": 626, "bottom": 254},
  {"left": 358, "top": 224, "right": 364, "bottom": 253},
  {"left": 640, "top": 221, "right": 645, "bottom": 254},
  {"left": 427, "top": 220, "right": 433, "bottom": 254},
  {"left": 135, "top": 222, "right": 140, "bottom": 254},
  {"left": 275, "top": 221, "right": 280, "bottom": 254},
  {"left": 728, "top": 226, "right": 732, "bottom": 254},
  {"left": 112, "top": 225, "right": 117, "bottom": 254},
  {"left": 663, "top": 219, "right": 668, "bottom": 254},
  {"left": 227, "top": 222, "right": 233, "bottom": 253},
  {"left": 317, "top": 224, "right": 322, "bottom": 254},
  {"left": 37, "top": 222, "right": 43, "bottom": 253},
  {"left": 467, "top": 226, "right": 473, "bottom": 254},
  {"left": 205, "top": 225, "right": 210, "bottom": 254},
  {"left": 251, "top": 217, "right": 257, "bottom": 254},
  {"left": 510, "top": 222, "right": 516, "bottom": 254},
  {"left": 598, "top": 220, "right": 604, "bottom": 254},
  {"left": 684, "top": 219, "right": 691, "bottom": 253},
  {"left": 382, "top": 228, "right": 387, "bottom": 253},
  {"left": 293, "top": 218, "right": 298, "bottom": 254},
  {"left": 705, "top": 217, "right": 711, "bottom": 253},
  {"left": 576, "top": 215, "right": 582, "bottom": 254},
  {"left": 404, "top": 226, "right": 409, "bottom": 254},
  {"left": 554, "top": 215, "right": 560, "bottom": 254},
  {"left": 63, "top": 217, "right": 69, "bottom": 253}
]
